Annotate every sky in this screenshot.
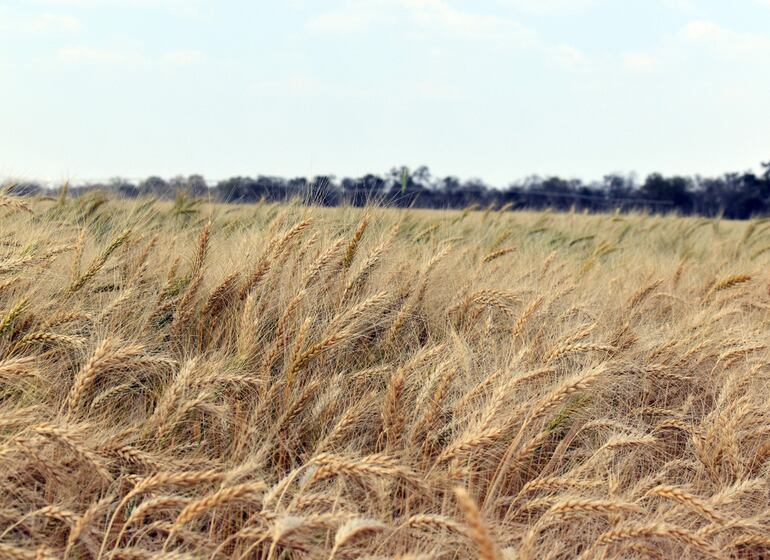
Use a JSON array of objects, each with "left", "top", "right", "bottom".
[{"left": 1, "top": 0, "right": 769, "bottom": 187}]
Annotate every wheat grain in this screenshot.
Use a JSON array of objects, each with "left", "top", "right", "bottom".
[{"left": 454, "top": 487, "right": 499, "bottom": 560}]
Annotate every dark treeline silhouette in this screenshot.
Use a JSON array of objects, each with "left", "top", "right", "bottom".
[{"left": 9, "top": 161, "right": 770, "bottom": 219}]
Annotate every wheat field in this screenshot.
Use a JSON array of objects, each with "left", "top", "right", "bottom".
[{"left": 0, "top": 191, "right": 769, "bottom": 559}]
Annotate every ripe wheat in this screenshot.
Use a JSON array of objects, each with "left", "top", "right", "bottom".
[{"left": 0, "top": 193, "right": 769, "bottom": 558}]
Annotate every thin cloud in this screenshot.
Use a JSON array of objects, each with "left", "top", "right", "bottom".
[
  {"left": 30, "top": 13, "right": 81, "bottom": 32},
  {"left": 659, "top": 0, "right": 697, "bottom": 12},
  {"left": 57, "top": 46, "right": 141, "bottom": 63},
  {"left": 497, "top": 0, "right": 599, "bottom": 16},
  {"left": 58, "top": 46, "right": 205, "bottom": 65},
  {"left": 0, "top": 8, "right": 81, "bottom": 34},
  {"left": 32, "top": 0, "right": 189, "bottom": 6},
  {"left": 306, "top": 0, "right": 539, "bottom": 52},
  {"left": 161, "top": 49, "right": 207, "bottom": 65},
  {"left": 623, "top": 52, "right": 656, "bottom": 70},
  {"left": 250, "top": 74, "right": 378, "bottom": 99},
  {"left": 306, "top": 7, "right": 382, "bottom": 33},
  {"left": 30, "top": 0, "right": 209, "bottom": 19},
  {"left": 404, "top": 0, "right": 524, "bottom": 37},
  {"left": 680, "top": 19, "right": 770, "bottom": 57},
  {"left": 549, "top": 43, "right": 586, "bottom": 66},
  {"left": 620, "top": 20, "right": 770, "bottom": 74},
  {"left": 307, "top": 0, "right": 535, "bottom": 42},
  {"left": 307, "top": 0, "right": 586, "bottom": 75}
]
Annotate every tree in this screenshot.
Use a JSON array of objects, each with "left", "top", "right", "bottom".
[
  {"left": 109, "top": 177, "right": 138, "bottom": 198},
  {"left": 187, "top": 175, "right": 209, "bottom": 197},
  {"left": 43, "top": 158, "right": 770, "bottom": 218},
  {"left": 603, "top": 174, "right": 634, "bottom": 200},
  {"left": 138, "top": 176, "right": 170, "bottom": 197},
  {"left": 640, "top": 174, "right": 693, "bottom": 214}
]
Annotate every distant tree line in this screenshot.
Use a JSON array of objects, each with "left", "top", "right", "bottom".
[{"left": 8, "top": 161, "right": 770, "bottom": 219}]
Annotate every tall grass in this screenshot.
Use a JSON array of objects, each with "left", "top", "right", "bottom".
[{"left": 1, "top": 192, "right": 769, "bottom": 559}]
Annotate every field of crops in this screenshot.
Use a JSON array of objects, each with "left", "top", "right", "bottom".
[{"left": 1, "top": 192, "right": 769, "bottom": 559}]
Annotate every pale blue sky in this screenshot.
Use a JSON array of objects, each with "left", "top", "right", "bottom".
[{"left": 1, "top": 0, "right": 769, "bottom": 186}]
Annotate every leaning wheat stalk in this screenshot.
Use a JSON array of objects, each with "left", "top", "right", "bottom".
[{"left": 454, "top": 487, "right": 499, "bottom": 560}]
